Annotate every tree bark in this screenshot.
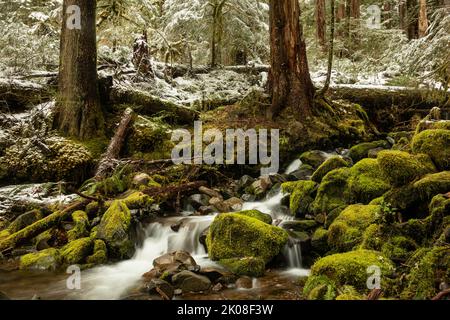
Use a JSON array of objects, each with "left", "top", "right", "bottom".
[
  {"left": 54, "top": 0, "right": 104, "bottom": 140},
  {"left": 318, "top": 0, "right": 336, "bottom": 97},
  {"left": 268, "top": 0, "right": 315, "bottom": 120},
  {"left": 315, "top": 0, "right": 327, "bottom": 49},
  {"left": 406, "top": 0, "right": 419, "bottom": 40},
  {"left": 418, "top": 0, "right": 429, "bottom": 37},
  {"left": 399, "top": 0, "right": 407, "bottom": 30}
]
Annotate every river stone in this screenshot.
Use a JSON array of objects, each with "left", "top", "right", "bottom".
[
  {"left": 222, "top": 197, "right": 244, "bottom": 212},
  {"left": 237, "top": 175, "right": 256, "bottom": 192},
  {"left": 199, "top": 227, "right": 209, "bottom": 251},
  {"left": 172, "top": 270, "right": 211, "bottom": 292},
  {"left": 198, "top": 206, "right": 215, "bottom": 215},
  {"left": 199, "top": 267, "right": 232, "bottom": 282},
  {"left": 288, "top": 165, "right": 314, "bottom": 181},
  {"left": 199, "top": 186, "right": 222, "bottom": 199},
  {"left": 240, "top": 194, "right": 256, "bottom": 202},
  {"left": 280, "top": 220, "right": 318, "bottom": 233},
  {"left": 7, "top": 209, "right": 43, "bottom": 233},
  {"left": 235, "top": 276, "right": 253, "bottom": 289},
  {"left": 146, "top": 279, "right": 174, "bottom": 300},
  {"left": 368, "top": 147, "right": 386, "bottom": 159},
  {"left": 153, "top": 251, "right": 198, "bottom": 274},
  {"left": 132, "top": 173, "right": 152, "bottom": 187},
  {"left": 187, "top": 194, "right": 211, "bottom": 210}
]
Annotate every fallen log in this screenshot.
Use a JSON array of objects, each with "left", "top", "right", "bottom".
[
  {"left": 95, "top": 107, "right": 134, "bottom": 180},
  {"left": 0, "top": 200, "right": 89, "bottom": 254},
  {"left": 143, "top": 181, "right": 207, "bottom": 203},
  {"left": 0, "top": 78, "right": 52, "bottom": 110},
  {"left": 110, "top": 85, "right": 199, "bottom": 124},
  {"left": 432, "top": 288, "right": 450, "bottom": 300}
]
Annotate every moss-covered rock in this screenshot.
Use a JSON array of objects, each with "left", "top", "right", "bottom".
[
  {"left": 381, "top": 236, "right": 417, "bottom": 262},
  {"left": 310, "top": 250, "right": 395, "bottom": 291},
  {"left": 299, "top": 151, "right": 329, "bottom": 169},
  {"left": 347, "top": 159, "right": 391, "bottom": 204},
  {"left": 311, "top": 227, "right": 329, "bottom": 254},
  {"left": 235, "top": 210, "right": 272, "bottom": 225},
  {"left": 282, "top": 181, "right": 317, "bottom": 217},
  {"left": 377, "top": 150, "right": 436, "bottom": 187},
  {"left": 303, "top": 275, "right": 337, "bottom": 300},
  {"left": 402, "top": 246, "right": 450, "bottom": 299},
  {"left": 67, "top": 210, "right": 89, "bottom": 242},
  {"left": 121, "top": 191, "right": 154, "bottom": 210},
  {"left": 20, "top": 248, "right": 62, "bottom": 271},
  {"left": 311, "top": 156, "right": 350, "bottom": 183},
  {"left": 206, "top": 213, "right": 288, "bottom": 264},
  {"left": 349, "top": 140, "right": 390, "bottom": 163},
  {"left": 311, "top": 168, "right": 351, "bottom": 215},
  {"left": 6, "top": 210, "right": 43, "bottom": 235},
  {"left": 328, "top": 205, "right": 380, "bottom": 252},
  {"left": 219, "top": 257, "right": 265, "bottom": 277},
  {"left": 412, "top": 129, "right": 450, "bottom": 171},
  {"left": 0, "top": 136, "right": 93, "bottom": 183},
  {"left": 60, "top": 237, "right": 93, "bottom": 265},
  {"left": 96, "top": 200, "right": 134, "bottom": 259},
  {"left": 86, "top": 239, "right": 108, "bottom": 265}
]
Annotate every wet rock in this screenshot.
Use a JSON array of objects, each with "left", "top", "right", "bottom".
[
  {"left": 199, "top": 186, "right": 222, "bottom": 199},
  {"left": 171, "top": 220, "right": 184, "bottom": 232},
  {"left": 60, "top": 237, "right": 94, "bottom": 265},
  {"left": 222, "top": 197, "right": 243, "bottom": 211},
  {"left": 172, "top": 270, "right": 211, "bottom": 292},
  {"left": 368, "top": 147, "right": 385, "bottom": 158},
  {"left": 299, "top": 151, "right": 329, "bottom": 169},
  {"left": 212, "top": 283, "right": 224, "bottom": 292},
  {"left": 240, "top": 194, "right": 256, "bottom": 202},
  {"left": 198, "top": 206, "right": 215, "bottom": 215},
  {"left": 145, "top": 279, "right": 174, "bottom": 300},
  {"left": 237, "top": 175, "right": 256, "bottom": 192},
  {"left": 187, "top": 194, "right": 211, "bottom": 210},
  {"left": 153, "top": 251, "right": 198, "bottom": 275},
  {"left": 174, "top": 289, "right": 182, "bottom": 295},
  {"left": 90, "top": 216, "right": 101, "bottom": 228},
  {"left": 288, "top": 164, "right": 314, "bottom": 181},
  {"left": 209, "top": 197, "right": 228, "bottom": 212},
  {"left": 348, "top": 140, "right": 390, "bottom": 163},
  {"left": 19, "top": 248, "right": 61, "bottom": 271},
  {"left": 220, "top": 257, "right": 265, "bottom": 277},
  {"left": 280, "top": 220, "right": 317, "bottom": 233},
  {"left": 235, "top": 276, "right": 253, "bottom": 289},
  {"left": 7, "top": 209, "right": 43, "bottom": 234},
  {"left": 247, "top": 176, "right": 272, "bottom": 199},
  {"left": 199, "top": 228, "right": 209, "bottom": 251},
  {"left": 269, "top": 174, "right": 287, "bottom": 185},
  {"left": 199, "top": 267, "right": 232, "bottom": 283}
]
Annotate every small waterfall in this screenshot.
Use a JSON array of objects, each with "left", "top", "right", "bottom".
[
  {"left": 77, "top": 216, "right": 215, "bottom": 300},
  {"left": 283, "top": 241, "right": 303, "bottom": 268}
]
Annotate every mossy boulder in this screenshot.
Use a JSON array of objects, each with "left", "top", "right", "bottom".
[
  {"left": 303, "top": 275, "right": 337, "bottom": 300},
  {"left": 311, "top": 168, "right": 351, "bottom": 215},
  {"left": 206, "top": 213, "right": 288, "bottom": 264},
  {"left": 349, "top": 140, "right": 390, "bottom": 163},
  {"left": 310, "top": 250, "right": 395, "bottom": 291},
  {"left": 377, "top": 150, "right": 436, "bottom": 187},
  {"left": 347, "top": 159, "right": 391, "bottom": 204},
  {"left": 6, "top": 210, "right": 43, "bottom": 235},
  {"left": 60, "top": 237, "right": 94, "bottom": 265},
  {"left": 234, "top": 210, "right": 272, "bottom": 225},
  {"left": 381, "top": 236, "right": 418, "bottom": 262},
  {"left": 67, "top": 211, "right": 89, "bottom": 242},
  {"left": 19, "top": 248, "right": 61, "bottom": 271},
  {"left": 282, "top": 181, "right": 317, "bottom": 217},
  {"left": 311, "top": 156, "right": 350, "bottom": 183},
  {"left": 96, "top": 200, "right": 134, "bottom": 259},
  {"left": 0, "top": 136, "right": 93, "bottom": 183},
  {"left": 219, "top": 257, "right": 265, "bottom": 277},
  {"left": 412, "top": 129, "right": 450, "bottom": 171},
  {"left": 402, "top": 246, "right": 450, "bottom": 299},
  {"left": 299, "top": 151, "right": 329, "bottom": 169},
  {"left": 86, "top": 239, "right": 108, "bottom": 265},
  {"left": 121, "top": 191, "right": 154, "bottom": 210},
  {"left": 327, "top": 205, "right": 380, "bottom": 252},
  {"left": 311, "top": 228, "right": 329, "bottom": 254}
]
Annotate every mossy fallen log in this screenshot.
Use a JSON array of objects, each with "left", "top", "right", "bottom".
[
  {"left": 0, "top": 78, "right": 52, "bottom": 110},
  {"left": 0, "top": 200, "right": 88, "bottom": 254},
  {"left": 110, "top": 85, "right": 199, "bottom": 124}
]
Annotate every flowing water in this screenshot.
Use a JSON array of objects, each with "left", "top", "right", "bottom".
[{"left": 0, "top": 160, "right": 312, "bottom": 300}]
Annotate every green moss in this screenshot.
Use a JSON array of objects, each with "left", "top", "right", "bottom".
[
  {"left": 311, "top": 168, "right": 351, "bottom": 215},
  {"left": 219, "top": 257, "right": 265, "bottom": 277},
  {"left": 327, "top": 205, "right": 380, "bottom": 252},
  {"left": 235, "top": 210, "right": 272, "bottom": 225},
  {"left": 85, "top": 202, "right": 100, "bottom": 216},
  {"left": 402, "top": 246, "right": 450, "bottom": 299},
  {"left": 311, "top": 156, "right": 349, "bottom": 183},
  {"left": 349, "top": 141, "right": 390, "bottom": 163},
  {"left": 369, "top": 197, "right": 384, "bottom": 205},
  {"left": 20, "top": 248, "right": 61, "bottom": 271},
  {"left": 60, "top": 237, "right": 93, "bottom": 265},
  {"left": 310, "top": 250, "right": 395, "bottom": 290},
  {"left": 413, "top": 171, "right": 450, "bottom": 201},
  {"left": 377, "top": 150, "right": 436, "bottom": 187},
  {"left": 303, "top": 275, "right": 337, "bottom": 300},
  {"left": 381, "top": 236, "right": 418, "bottom": 262},
  {"left": 299, "top": 151, "right": 327, "bottom": 169},
  {"left": 77, "top": 137, "right": 109, "bottom": 159},
  {"left": 127, "top": 116, "right": 173, "bottom": 155},
  {"left": 335, "top": 286, "right": 364, "bottom": 300},
  {"left": 86, "top": 239, "right": 108, "bottom": 265},
  {"left": 67, "top": 210, "right": 89, "bottom": 242},
  {"left": 347, "top": 159, "right": 391, "bottom": 204},
  {"left": 283, "top": 181, "right": 317, "bottom": 217},
  {"left": 7, "top": 210, "right": 43, "bottom": 234},
  {"left": 96, "top": 200, "right": 134, "bottom": 259},
  {"left": 206, "top": 213, "right": 288, "bottom": 264},
  {"left": 121, "top": 191, "right": 154, "bottom": 210},
  {"left": 412, "top": 129, "right": 450, "bottom": 171},
  {"left": 311, "top": 227, "right": 329, "bottom": 254},
  {"left": 360, "top": 224, "right": 384, "bottom": 250}
]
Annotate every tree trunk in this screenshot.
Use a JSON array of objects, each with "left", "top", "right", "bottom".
[
  {"left": 210, "top": 1, "right": 227, "bottom": 68},
  {"left": 336, "top": 1, "right": 346, "bottom": 37},
  {"left": 318, "top": 0, "right": 336, "bottom": 97},
  {"left": 418, "top": 0, "right": 429, "bottom": 37},
  {"left": 399, "top": 0, "right": 407, "bottom": 30},
  {"left": 315, "top": 0, "right": 327, "bottom": 49},
  {"left": 54, "top": 0, "right": 104, "bottom": 140},
  {"left": 350, "top": 0, "right": 360, "bottom": 18},
  {"left": 268, "top": 0, "right": 315, "bottom": 120},
  {"left": 406, "top": 0, "right": 419, "bottom": 40}
]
